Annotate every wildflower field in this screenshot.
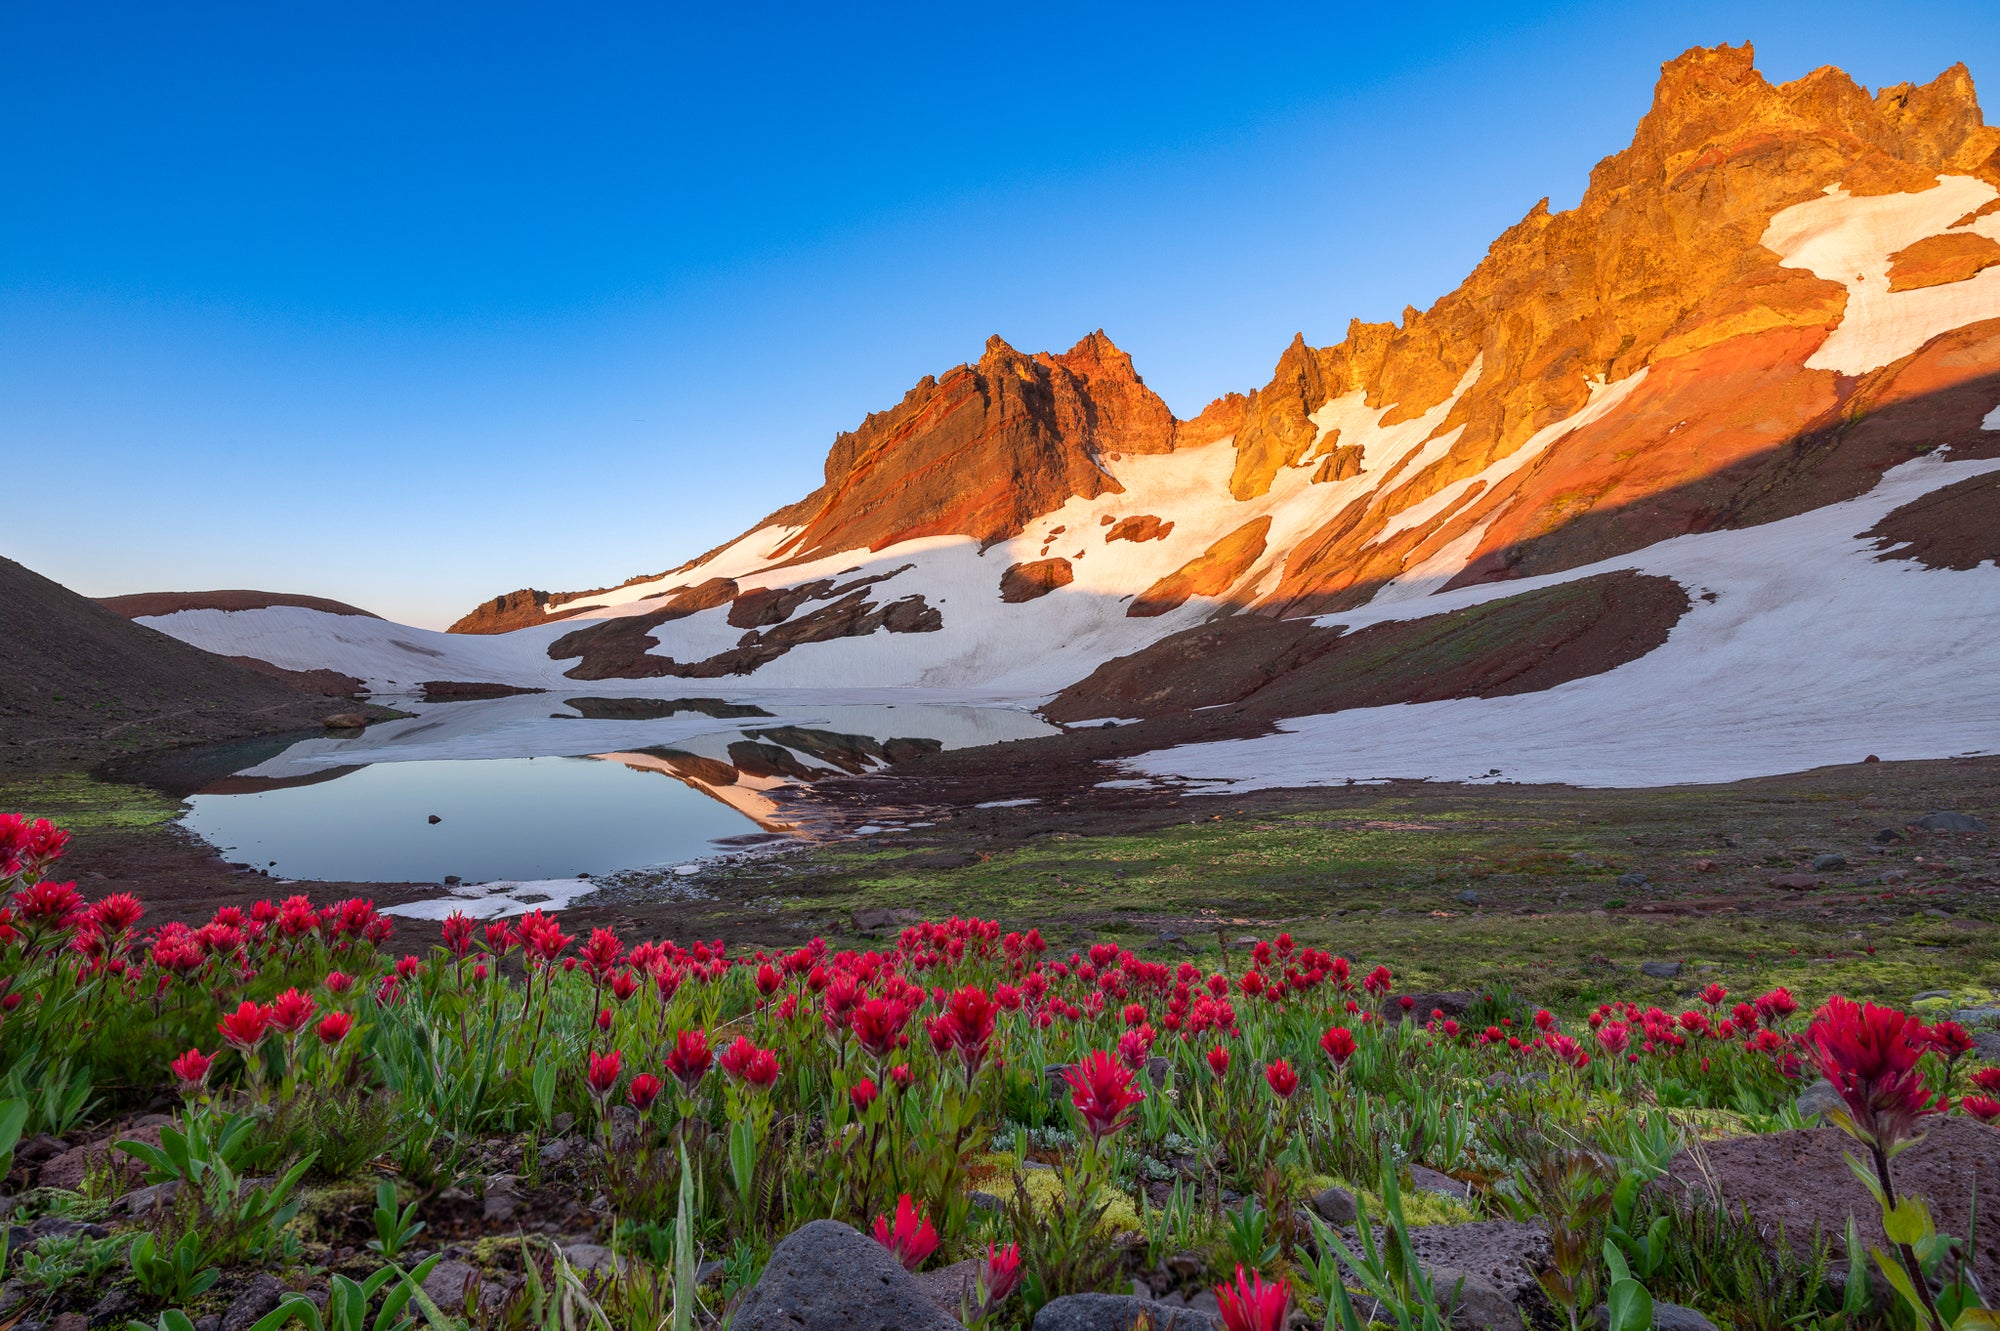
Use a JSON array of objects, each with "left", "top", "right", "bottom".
[{"left": 1, "top": 810, "right": 1996, "bottom": 1331}]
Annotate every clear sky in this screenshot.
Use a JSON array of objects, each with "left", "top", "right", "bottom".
[{"left": 5, "top": 1, "right": 1995, "bottom": 627}]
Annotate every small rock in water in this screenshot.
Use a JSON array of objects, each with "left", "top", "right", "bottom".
[
  {"left": 322, "top": 712, "right": 368, "bottom": 729},
  {"left": 1812, "top": 853, "right": 1848, "bottom": 871}
]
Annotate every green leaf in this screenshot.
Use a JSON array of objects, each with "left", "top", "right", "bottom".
[
  {"left": 1951, "top": 1311, "right": 2000, "bottom": 1331},
  {"left": 1607, "top": 1278, "right": 1653, "bottom": 1331},
  {"left": 1602, "top": 1240, "right": 1632, "bottom": 1285},
  {"left": 1883, "top": 1197, "right": 1934, "bottom": 1247},
  {"left": 1872, "top": 1246, "right": 1924, "bottom": 1308}
]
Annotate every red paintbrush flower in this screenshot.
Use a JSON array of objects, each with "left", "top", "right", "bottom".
[
  {"left": 627, "top": 1072, "right": 663, "bottom": 1114},
  {"left": 170, "top": 1048, "right": 213, "bottom": 1096},
  {"left": 665, "top": 1029, "right": 712, "bottom": 1093},
  {"left": 324, "top": 970, "right": 354, "bottom": 994},
  {"left": 586, "top": 1049, "right": 622, "bottom": 1103},
  {"left": 1596, "top": 1022, "right": 1631, "bottom": 1057},
  {"left": 216, "top": 1000, "right": 272, "bottom": 1053},
  {"left": 1320, "top": 1025, "right": 1357, "bottom": 1068},
  {"left": 1117, "top": 1026, "right": 1154, "bottom": 1072},
  {"left": 1928, "top": 1020, "right": 1976, "bottom": 1064},
  {"left": 441, "top": 911, "right": 475, "bottom": 958},
  {"left": 12, "top": 880, "right": 84, "bottom": 930},
  {"left": 316, "top": 1011, "right": 354, "bottom": 1046},
  {"left": 719, "top": 1035, "right": 781, "bottom": 1091},
  {"left": 580, "top": 927, "right": 623, "bottom": 981},
  {"left": 1206, "top": 1044, "right": 1231, "bottom": 1079},
  {"left": 88, "top": 892, "right": 144, "bottom": 934},
  {"left": 268, "top": 987, "right": 317, "bottom": 1035},
  {"left": 1808, "top": 996, "right": 1939, "bottom": 1150},
  {"left": 1065, "top": 1049, "right": 1144, "bottom": 1142},
  {"left": 982, "top": 1242, "right": 1022, "bottom": 1305},
  {"left": 1962, "top": 1096, "right": 2000, "bottom": 1124},
  {"left": 871, "top": 1194, "right": 939, "bottom": 1272},
  {"left": 850, "top": 1078, "right": 880, "bottom": 1112},
  {"left": 1264, "top": 1058, "right": 1299, "bottom": 1100},
  {"left": 850, "top": 996, "right": 910, "bottom": 1059},
  {"left": 1973, "top": 1067, "right": 2000, "bottom": 1095},
  {"left": 1215, "top": 1265, "right": 1289, "bottom": 1331},
  {"left": 1700, "top": 983, "right": 1728, "bottom": 1010}
]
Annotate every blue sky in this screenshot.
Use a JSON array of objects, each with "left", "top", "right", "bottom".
[{"left": 5, "top": 2, "right": 1995, "bottom": 627}]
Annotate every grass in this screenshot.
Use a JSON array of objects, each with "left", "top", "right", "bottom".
[
  {"left": 0, "top": 770, "right": 182, "bottom": 833},
  {"left": 724, "top": 778, "right": 2000, "bottom": 1010}
]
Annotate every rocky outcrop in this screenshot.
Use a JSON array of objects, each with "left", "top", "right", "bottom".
[
  {"left": 1051, "top": 570, "right": 1687, "bottom": 723},
  {"left": 1000, "top": 558, "right": 1075, "bottom": 602},
  {"left": 449, "top": 589, "right": 557, "bottom": 635},
  {"left": 1865, "top": 472, "right": 2000, "bottom": 569},
  {"left": 733, "top": 1220, "right": 961, "bottom": 1331},
  {"left": 1104, "top": 515, "right": 1173, "bottom": 543},
  {"left": 1887, "top": 230, "right": 2000, "bottom": 290},
  {"left": 1658, "top": 1117, "right": 2000, "bottom": 1293},
  {"left": 767, "top": 331, "right": 1177, "bottom": 560},
  {"left": 1127, "top": 517, "right": 1271, "bottom": 618},
  {"left": 100, "top": 590, "right": 381, "bottom": 620}
]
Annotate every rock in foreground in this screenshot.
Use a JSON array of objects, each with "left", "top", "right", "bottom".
[{"left": 733, "top": 1220, "right": 962, "bottom": 1331}]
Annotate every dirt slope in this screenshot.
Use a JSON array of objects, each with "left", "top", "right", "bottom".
[{"left": 1, "top": 557, "right": 337, "bottom": 770}]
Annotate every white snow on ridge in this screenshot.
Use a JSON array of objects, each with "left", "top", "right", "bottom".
[
  {"left": 1764, "top": 174, "right": 2000, "bottom": 376},
  {"left": 1126, "top": 453, "right": 2000, "bottom": 790}
]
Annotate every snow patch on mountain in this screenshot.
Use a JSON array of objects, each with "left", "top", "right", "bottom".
[
  {"left": 1125, "top": 452, "right": 2000, "bottom": 790},
  {"left": 1765, "top": 174, "right": 2000, "bottom": 376}
]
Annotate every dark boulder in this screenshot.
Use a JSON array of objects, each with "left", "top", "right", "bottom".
[{"left": 734, "top": 1220, "right": 962, "bottom": 1331}]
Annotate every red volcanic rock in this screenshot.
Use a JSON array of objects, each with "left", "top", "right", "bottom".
[
  {"left": 765, "top": 331, "right": 1175, "bottom": 560},
  {"left": 1309, "top": 444, "right": 1364, "bottom": 484},
  {"left": 1865, "top": 472, "right": 2000, "bottom": 570},
  {"left": 1127, "top": 517, "right": 1271, "bottom": 618},
  {"left": 1887, "top": 231, "right": 2000, "bottom": 291},
  {"left": 1174, "top": 392, "right": 1249, "bottom": 449},
  {"left": 1103, "top": 515, "right": 1173, "bottom": 544},
  {"left": 999, "top": 558, "right": 1074, "bottom": 603},
  {"left": 99, "top": 590, "right": 380, "bottom": 620},
  {"left": 448, "top": 589, "right": 568, "bottom": 635},
  {"left": 1052, "top": 571, "right": 1689, "bottom": 724}
]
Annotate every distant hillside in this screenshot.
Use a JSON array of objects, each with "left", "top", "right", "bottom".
[{"left": 0, "top": 557, "right": 341, "bottom": 771}]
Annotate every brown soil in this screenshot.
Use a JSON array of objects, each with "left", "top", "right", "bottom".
[
  {"left": 1865, "top": 472, "right": 2000, "bottom": 570},
  {"left": 96, "top": 589, "right": 380, "bottom": 619},
  {"left": 999, "top": 558, "right": 1074, "bottom": 602},
  {"left": 1049, "top": 571, "right": 1687, "bottom": 723},
  {"left": 1886, "top": 231, "right": 2000, "bottom": 291},
  {"left": 1660, "top": 1116, "right": 2000, "bottom": 1291},
  {"left": 1, "top": 558, "right": 363, "bottom": 773}
]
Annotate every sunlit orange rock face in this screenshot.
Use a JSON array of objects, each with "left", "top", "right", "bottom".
[
  {"left": 1888, "top": 232, "right": 2000, "bottom": 290},
  {"left": 765, "top": 331, "right": 1178, "bottom": 560},
  {"left": 1241, "top": 43, "right": 2000, "bottom": 610}
]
